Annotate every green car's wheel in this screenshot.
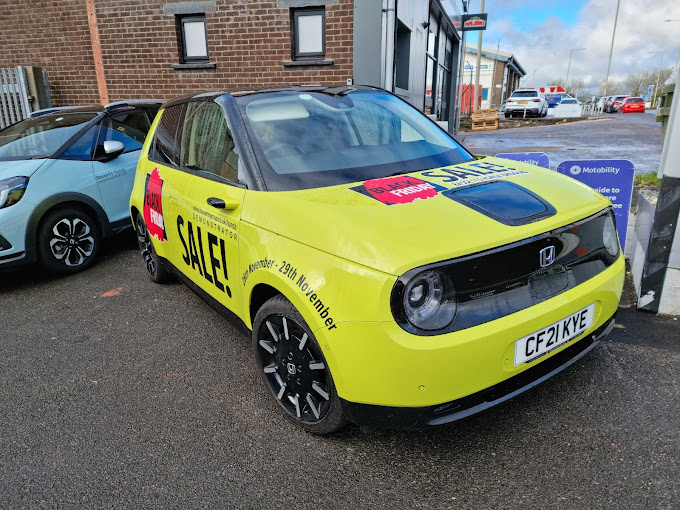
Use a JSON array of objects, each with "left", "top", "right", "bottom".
[
  {"left": 253, "top": 295, "right": 347, "bottom": 435},
  {"left": 135, "top": 214, "right": 172, "bottom": 283}
]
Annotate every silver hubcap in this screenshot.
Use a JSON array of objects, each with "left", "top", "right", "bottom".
[{"left": 49, "top": 218, "right": 95, "bottom": 267}]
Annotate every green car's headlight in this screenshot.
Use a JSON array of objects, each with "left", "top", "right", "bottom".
[
  {"left": 402, "top": 270, "right": 457, "bottom": 331},
  {"left": 602, "top": 213, "right": 619, "bottom": 257},
  {"left": 0, "top": 176, "right": 29, "bottom": 209}
]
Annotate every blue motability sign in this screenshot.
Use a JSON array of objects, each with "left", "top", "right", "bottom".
[
  {"left": 495, "top": 152, "right": 551, "bottom": 169},
  {"left": 556, "top": 159, "right": 635, "bottom": 250}
]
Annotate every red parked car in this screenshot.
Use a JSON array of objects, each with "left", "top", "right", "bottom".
[{"left": 619, "top": 97, "right": 646, "bottom": 113}]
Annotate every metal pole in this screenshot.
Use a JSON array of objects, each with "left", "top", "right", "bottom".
[
  {"left": 565, "top": 48, "right": 585, "bottom": 95},
  {"left": 655, "top": 53, "right": 664, "bottom": 107},
  {"left": 473, "top": 0, "right": 484, "bottom": 111},
  {"left": 603, "top": 0, "right": 621, "bottom": 99},
  {"left": 454, "top": 0, "right": 468, "bottom": 135},
  {"left": 565, "top": 50, "right": 573, "bottom": 92},
  {"left": 468, "top": 61, "right": 473, "bottom": 117}
]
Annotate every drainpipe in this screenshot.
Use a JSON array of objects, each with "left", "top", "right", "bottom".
[
  {"left": 382, "top": 0, "right": 396, "bottom": 91},
  {"left": 85, "top": 0, "right": 109, "bottom": 105}
]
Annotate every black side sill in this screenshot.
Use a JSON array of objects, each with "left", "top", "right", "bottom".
[
  {"left": 171, "top": 62, "right": 217, "bottom": 70},
  {"left": 282, "top": 59, "right": 334, "bottom": 67}
]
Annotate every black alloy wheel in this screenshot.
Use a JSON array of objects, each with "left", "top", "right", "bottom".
[
  {"left": 37, "top": 207, "right": 100, "bottom": 274},
  {"left": 135, "top": 215, "right": 172, "bottom": 283},
  {"left": 253, "top": 295, "right": 346, "bottom": 435}
]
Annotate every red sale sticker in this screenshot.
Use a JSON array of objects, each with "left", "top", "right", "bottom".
[
  {"left": 143, "top": 167, "right": 167, "bottom": 242},
  {"left": 350, "top": 176, "right": 447, "bottom": 205}
]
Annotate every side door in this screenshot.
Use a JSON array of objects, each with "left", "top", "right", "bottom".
[
  {"left": 93, "top": 109, "right": 153, "bottom": 223},
  {"left": 171, "top": 100, "right": 246, "bottom": 317}
]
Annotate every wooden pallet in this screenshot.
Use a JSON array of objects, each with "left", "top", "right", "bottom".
[
  {"left": 471, "top": 118, "right": 498, "bottom": 131},
  {"left": 471, "top": 109, "right": 498, "bottom": 121}
]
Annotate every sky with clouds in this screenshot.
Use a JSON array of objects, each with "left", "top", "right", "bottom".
[{"left": 464, "top": 0, "right": 680, "bottom": 91}]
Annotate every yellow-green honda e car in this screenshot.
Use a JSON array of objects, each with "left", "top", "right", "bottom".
[{"left": 129, "top": 86, "right": 624, "bottom": 434}]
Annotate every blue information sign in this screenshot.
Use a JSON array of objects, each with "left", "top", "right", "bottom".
[
  {"left": 556, "top": 159, "right": 635, "bottom": 250},
  {"left": 495, "top": 152, "right": 551, "bottom": 169}
]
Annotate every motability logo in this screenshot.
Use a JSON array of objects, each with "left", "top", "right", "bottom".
[
  {"left": 569, "top": 165, "right": 582, "bottom": 175},
  {"left": 143, "top": 167, "right": 167, "bottom": 242}
]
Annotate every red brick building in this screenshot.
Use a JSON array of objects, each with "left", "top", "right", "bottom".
[
  {"left": 0, "top": 0, "right": 354, "bottom": 106},
  {"left": 0, "top": 0, "right": 462, "bottom": 130}
]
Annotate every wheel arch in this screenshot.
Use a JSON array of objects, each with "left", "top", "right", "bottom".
[
  {"left": 249, "top": 283, "right": 283, "bottom": 328},
  {"left": 26, "top": 193, "right": 112, "bottom": 258}
]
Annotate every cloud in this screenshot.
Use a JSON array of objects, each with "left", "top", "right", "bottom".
[{"left": 479, "top": 0, "right": 680, "bottom": 92}]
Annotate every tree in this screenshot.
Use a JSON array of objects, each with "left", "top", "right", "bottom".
[
  {"left": 567, "top": 78, "right": 586, "bottom": 98},
  {"left": 625, "top": 72, "right": 649, "bottom": 96},
  {"left": 548, "top": 78, "right": 565, "bottom": 89},
  {"left": 598, "top": 78, "right": 622, "bottom": 96},
  {"left": 625, "top": 68, "right": 674, "bottom": 98}
]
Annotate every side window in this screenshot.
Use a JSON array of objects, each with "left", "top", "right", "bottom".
[
  {"left": 150, "top": 105, "right": 184, "bottom": 166},
  {"left": 100, "top": 111, "right": 151, "bottom": 153},
  {"left": 179, "top": 101, "right": 239, "bottom": 184},
  {"left": 61, "top": 124, "right": 99, "bottom": 160}
]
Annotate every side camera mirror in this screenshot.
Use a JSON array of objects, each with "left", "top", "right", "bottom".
[{"left": 102, "top": 140, "right": 125, "bottom": 160}]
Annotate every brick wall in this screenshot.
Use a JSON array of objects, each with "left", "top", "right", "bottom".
[
  {"left": 0, "top": 0, "right": 100, "bottom": 106},
  {"left": 0, "top": 0, "right": 353, "bottom": 106}
]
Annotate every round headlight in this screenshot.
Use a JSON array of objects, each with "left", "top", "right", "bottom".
[
  {"left": 402, "top": 270, "right": 456, "bottom": 331},
  {"left": 602, "top": 214, "right": 619, "bottom": 257}
]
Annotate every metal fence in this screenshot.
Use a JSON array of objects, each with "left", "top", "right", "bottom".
[{"left": 0, "top": 66, "right": 32, "bottom": 129}]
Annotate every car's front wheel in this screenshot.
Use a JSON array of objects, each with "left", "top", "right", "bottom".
[
  {"left": 253, "top": 295, "right": 347, "bottom": 435},
  {"left": 37, "top": 207, "right": 100, "bottom": 275},
  {"left": 135, "top": 214, "right": 172, "bottom": 283}
]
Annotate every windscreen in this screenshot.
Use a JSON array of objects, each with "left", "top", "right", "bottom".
[
  {"left": 0, "top": 113, "right": 98, "bottom": 161},
  {"left": 235, "top": 90, "right": 473, "bottom": 191},
  {"left": 510, "top": 91, "right": 538, "bottom": 98}
]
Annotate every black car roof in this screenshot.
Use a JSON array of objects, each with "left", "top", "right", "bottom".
[{"left": 162, "top": 85, "right": 381, "bottom": 109}]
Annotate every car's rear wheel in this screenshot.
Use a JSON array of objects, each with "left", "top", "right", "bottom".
[
  {"left": 253, "top": 295, "right": 347, "bottom": 435},
  {"left": 37, "top": 207, "right": 100, "bottom": 275},
  {"left": 135, "top": 214, "right": 172, "bottom": 283}
]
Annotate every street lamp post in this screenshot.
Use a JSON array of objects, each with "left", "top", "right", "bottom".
[
  {"left": 649, "top": 51, "right": 664, "bottom": 107},
  {"left": 565, "top": 48, "right": 586, "bottom": 95}
]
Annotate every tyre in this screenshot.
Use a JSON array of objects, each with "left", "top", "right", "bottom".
[
  {"left": 504, "top": 112, "right": 510, "bottom": 118},
  {"left": 37, "top": 207, "right": 101, "bottom": 275},
  {"left": 253, "top": 294, "right": 347, "bottom": 435},
  {"left": 135, "top": 214, "right": 172, "bottom": 283}
]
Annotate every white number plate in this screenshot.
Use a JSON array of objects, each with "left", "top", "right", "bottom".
[{"left": 514, "top": 303, "right": 595, "bottom": 366}]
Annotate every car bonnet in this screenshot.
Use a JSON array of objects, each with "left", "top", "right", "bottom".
[
  {"left": 0, "top": 159, "right": 48, "bottom": 181},
  {"left": 241, "top": 157, "right": 610, "bottom": 276}
]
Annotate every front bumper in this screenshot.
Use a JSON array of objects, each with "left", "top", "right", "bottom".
[
  {"left": 321, "top": 255, "right": 624, "bottom": 421},
  {"left": 341, "top": 314, "right": 615, "bottom": 429},
  {"left": 0, "top": 200, "right": 32, "bottom": 267}
]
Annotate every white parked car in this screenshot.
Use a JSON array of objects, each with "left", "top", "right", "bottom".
[{"left": 504, "top": 88, "right": 548, "bottom": 118}]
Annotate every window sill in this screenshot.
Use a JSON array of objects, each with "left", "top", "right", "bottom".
[
  {"left": 171, "top": 62, "right": 217, "bottom": 70},
  {"left": 282, "top": 59, "right": 334, "bottom": 67}
]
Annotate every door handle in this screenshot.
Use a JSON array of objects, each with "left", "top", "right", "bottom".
[
  {"left": 207, "top": 197, "right": 225, "bottom": 209},
  {"left": 207, "top": 197, "right": 239, "bottom": 210}
]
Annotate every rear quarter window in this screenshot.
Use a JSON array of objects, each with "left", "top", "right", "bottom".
[{"left": 149, "top": 105, "right": 184, "bottom": 166}]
